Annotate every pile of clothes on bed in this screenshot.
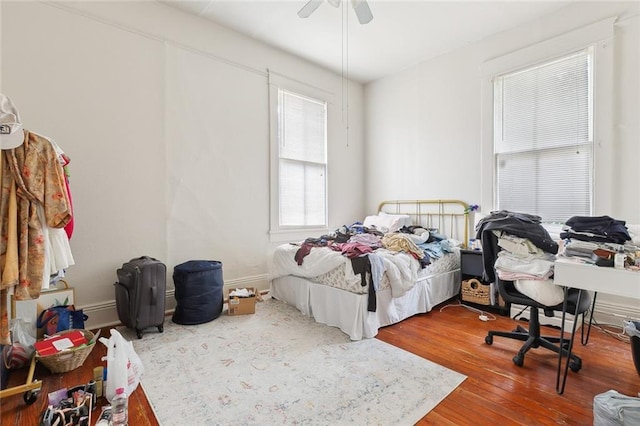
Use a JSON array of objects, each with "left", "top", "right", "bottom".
[
  {"left": 293, "top": 222, "right": 457, "bottom": 267},
  {"left": 271, "top": 221, "right": 461, "bottom": 311}
]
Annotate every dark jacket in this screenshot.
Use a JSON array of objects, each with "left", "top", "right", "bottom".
[
  {"left": 475, "top": 210, "right": 558, "bottom": 282},
  {"left": 560, "top": 215, "right": 630, "bottom": 244}
]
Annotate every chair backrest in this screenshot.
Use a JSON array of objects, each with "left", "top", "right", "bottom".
[{"left": 495, "top": 278, "right": 532, "bottom": 306}]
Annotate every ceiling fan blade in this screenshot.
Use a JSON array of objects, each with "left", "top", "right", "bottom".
[
  {"left": 327, "top": 0, "right": 341, "bottom": 8},
  {"left": 297, "top": 0, "right": 323, "bottom": 18},
  {"left": 351, "top": 0, "right": 373, "bottom": 24}
]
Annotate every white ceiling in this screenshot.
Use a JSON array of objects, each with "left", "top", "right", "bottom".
[{"left": 162, "top": 0, "right": 574, "bottom": 83}]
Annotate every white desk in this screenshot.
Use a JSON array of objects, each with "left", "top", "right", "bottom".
[
  {"left": 553, "top": 258, "right": 640, "bottom": 394},
  {"left": 554, "top": 258, "right": 640, "bottom": 299}
]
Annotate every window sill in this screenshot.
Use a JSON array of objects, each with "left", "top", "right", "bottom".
[{"left": 269, "top": 228, "right": 330, "bottom": 244}]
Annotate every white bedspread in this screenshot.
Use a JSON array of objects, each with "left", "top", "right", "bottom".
[
  {"left": 270, "top": 244, "right": 351, "bottom": 278},
  {"left": 375, "top": 249, "right": 420, "bottom": 297},
  {"left": 270, "top": 244, "right": 421, "bottom": 298}
]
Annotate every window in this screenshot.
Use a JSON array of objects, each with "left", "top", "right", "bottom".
[
  {"left": 277, "top": 89, "right": 327, "bottom": 228},
  {"left": 493, "top": 48, "right": 593, "bottom": 222},
  {"left": 268, "top": 71, "right": 334, "bottom": 239},
  {"left": 480, "top": 17, "right": 615, "bottom": 223}
]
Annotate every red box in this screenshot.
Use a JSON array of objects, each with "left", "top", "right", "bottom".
[{"left": 34, "top": 330, "right": 88, "bottom": 357}]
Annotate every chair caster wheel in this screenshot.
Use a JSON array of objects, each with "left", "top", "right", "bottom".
[
  {"left": 569, "top": 359, "right": 582, "bottom": 372},
  {"left": 513, "top": 354, "right": 524, "bottom": 367},
  {"left": 24, "top": 390, "right": 38, "bottom": 405},
  {"left": 485, "top": 335, "right": 493, "bottom": 345}
]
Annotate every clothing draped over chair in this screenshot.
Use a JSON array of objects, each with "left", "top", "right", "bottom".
[
  {"left": 475, "top": 210, "right": 558, "bottom": 283},
  {"left": 476, "top": 210, "right": 563, "bottom": 306}
]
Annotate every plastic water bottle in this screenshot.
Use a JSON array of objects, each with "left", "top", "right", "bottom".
[
  {"left": 111, "top": 387, "right": 128, "bottom": 426},
  {"left": 615, "top": 248, "right": 625, "bottom": 269},
  {"left": 95, "top": 407, "right": 112, "bottom": 426}
]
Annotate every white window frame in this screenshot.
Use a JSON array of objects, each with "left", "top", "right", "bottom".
[
  {"left": 268, "top": 71, "right": 333, "bottom": 242},
  {"left": 480, "top": 17, "right": 615, "bottom": 221}
]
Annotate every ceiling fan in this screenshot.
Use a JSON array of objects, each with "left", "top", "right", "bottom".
[{"left": 298, "top": 0, "right": 373, "bottom": 25}]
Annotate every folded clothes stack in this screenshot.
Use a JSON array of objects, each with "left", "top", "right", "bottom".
[{"left": 560, "top": 215, "right": 639, "bottom": 269}]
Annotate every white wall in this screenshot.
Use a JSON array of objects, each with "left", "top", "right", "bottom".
[
  {"left": 366, "top": 2, "right": 639, "bottom": 219},
  {"left": 364, "top": 2, "right": 640, "bottom": 320},
  {"left": 1, "top": 1, "right": 364, "bottom": 328}
]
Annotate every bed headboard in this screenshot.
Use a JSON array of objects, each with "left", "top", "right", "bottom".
[{"left": 377, "top": 199, "right": 471, "bottom": 248}]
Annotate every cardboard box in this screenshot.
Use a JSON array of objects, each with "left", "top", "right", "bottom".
[{"left": 227, "top": 288, "right": 257, "bottom": 315}]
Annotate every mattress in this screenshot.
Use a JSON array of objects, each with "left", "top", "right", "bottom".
[{"left": 270, "top": 268, "right": 461, "bottom": 340}]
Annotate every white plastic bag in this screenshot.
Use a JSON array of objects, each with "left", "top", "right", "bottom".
[
  {"left": 624, "top": 320, "right": 640, "bottom": 338},
  {"left": 4, "top": 318, "right": 36, "bottom": 370},
  {"left": 593, "top": 389, "right": 640, "bottom": 425},
  {"left": 100, "top": 329, "right": 144, "bottom": 402},
  {"left": 11, "top": 318, "right": 36, "bottom": 353}
]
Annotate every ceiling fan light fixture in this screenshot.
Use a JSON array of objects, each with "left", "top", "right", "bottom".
[
  {"left": 297, "top": 0, "right": 323, "bottom": 18},
  {"left": 351, "top": 0, "right": 373, "bottom": 24},
  {"left": 297, "top": 0, "right": 373, "bottom": 24}
]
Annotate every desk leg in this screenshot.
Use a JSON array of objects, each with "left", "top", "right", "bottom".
[
  {"left": 556, "top": 287, "right": 585, "bottom": 395},
  {"left": 581, "top": 291, "right": 597, "bottom": 345}
]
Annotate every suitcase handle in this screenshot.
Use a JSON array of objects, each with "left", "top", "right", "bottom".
[
  {"left": 134, "top": 255, "right": 158, "bottom": 262},
  {"left": 150, "top": 285, "right": 157, "bottom": 305}
]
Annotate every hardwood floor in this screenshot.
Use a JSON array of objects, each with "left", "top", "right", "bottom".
[
  {"left": 377, "top": 303, "right": 640, "bottom": 425},
  {"left": 2, "top": 302, "right": 638, "bottom": 425},
  {"left": 1, "top": 328, "right": 159, "bottom": 426}
]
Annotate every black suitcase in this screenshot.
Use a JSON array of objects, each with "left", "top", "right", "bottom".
[{"left": 115, "top": 256, "right": 166, "bottom": 339}]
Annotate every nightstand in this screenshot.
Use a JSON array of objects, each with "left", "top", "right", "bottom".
[{"left": 460, "top": 249, "right": 509, "bottom": 315}]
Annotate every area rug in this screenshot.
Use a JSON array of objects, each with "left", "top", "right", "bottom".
[{"left": 122, "top": 298, "right": 466, "bottom": 425}]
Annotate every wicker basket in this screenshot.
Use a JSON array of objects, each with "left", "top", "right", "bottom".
[
  {"left": 461, "top": 278, "right": 491, "bottom": 305},
  {"left": 35, "top": 329, "right": 95, "bottom": 374}
]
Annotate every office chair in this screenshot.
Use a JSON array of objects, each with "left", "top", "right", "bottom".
[{"left": 485, "top": 276, "right": 591, "bottom": 372}]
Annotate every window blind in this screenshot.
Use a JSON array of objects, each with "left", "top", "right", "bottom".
[
  {"left": 278, "top": 89, "right": 327, "bottom": 227},
  {"left": 494, "top": 48, "right": 593, "bottom": 222}
]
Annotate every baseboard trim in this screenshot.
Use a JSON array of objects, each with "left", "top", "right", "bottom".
[
  {"left": 592, "top": 300, "right": 640, "bottom": 327},
  {"left": 511, "top": 299, "right": 640, "bottom": 332},
  {"left": 83, "top": 274, "right": 269, "bottom": 330}
]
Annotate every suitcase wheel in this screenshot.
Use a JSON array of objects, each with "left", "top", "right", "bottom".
[
  {"left": 158, "top": 325, "right": 164, "bottom": 333},
  {"left": 136, "top": 329, "right": 143, "bottom": 339}
]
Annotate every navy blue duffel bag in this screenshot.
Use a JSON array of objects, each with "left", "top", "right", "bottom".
[{"left": 172, "top": 260, "right": 224, "bottom": 325}]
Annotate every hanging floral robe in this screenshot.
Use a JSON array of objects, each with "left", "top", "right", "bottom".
[{"left": 0, "top": 131, "right": 71, "bottom": 344}]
